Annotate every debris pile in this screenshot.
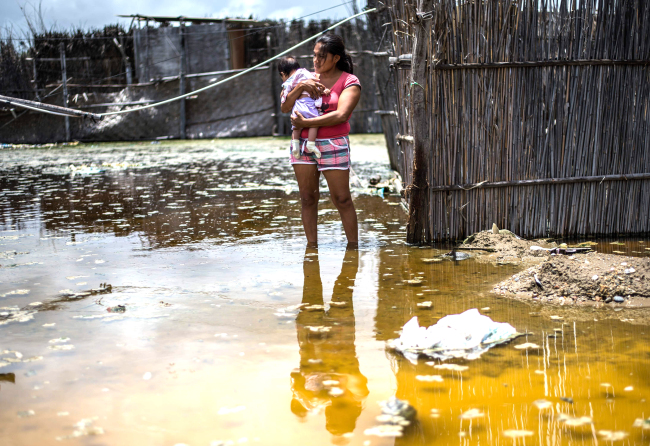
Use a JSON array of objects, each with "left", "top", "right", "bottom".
[
  {"left": 458, "top": 229, "right": 556, "bottom": 264},
  {"left": 387, "top": 309, "right": 521, "bottom": 363},
  {"left": 493, "top": 253, "right": 650, "bottom": 305}
]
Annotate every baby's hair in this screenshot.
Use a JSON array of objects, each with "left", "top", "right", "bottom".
[{"left": 278, "top": 56, "right": 300, "bottom": 76}]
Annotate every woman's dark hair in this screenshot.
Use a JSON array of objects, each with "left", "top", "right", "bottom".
[
  {"left": 315, "top": 33, "right": 353, "bottom": 74},
  {"left": 278, "top": 56, "right": 300, "bottom": 76}
]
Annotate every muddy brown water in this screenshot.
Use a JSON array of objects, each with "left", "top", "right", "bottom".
[{"left": 1, "top": 135, "right": 649, "bottom": 445}]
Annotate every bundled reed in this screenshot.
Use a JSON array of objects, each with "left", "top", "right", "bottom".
[{"left": 380, "top": 0, "right": 650, "bottom": 243}]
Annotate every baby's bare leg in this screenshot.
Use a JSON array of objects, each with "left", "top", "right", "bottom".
[
  {"left": 307, "top": 127, "right": 318, "bottom": 142},
  {"left": 293, "top": 127, "right": 302, "bottom": 140}
]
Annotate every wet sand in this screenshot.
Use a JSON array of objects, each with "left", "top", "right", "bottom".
[{"left": 1, "top": 135, "right": 650, "bottom": 445}]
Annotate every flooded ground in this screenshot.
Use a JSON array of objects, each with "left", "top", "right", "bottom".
[{"left": 1, "top": 135, "right": 649, "bottom": 446}]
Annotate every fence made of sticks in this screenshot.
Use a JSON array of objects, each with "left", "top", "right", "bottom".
[{"left": 379, "top": 0, "right": 650, "bottom": 243}]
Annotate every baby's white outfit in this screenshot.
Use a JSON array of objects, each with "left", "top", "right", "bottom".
[{"left": 280, "top": 68, "right": 322, "bottom": 125}]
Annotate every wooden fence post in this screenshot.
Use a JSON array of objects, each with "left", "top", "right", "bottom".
[
  {"left": 59, "top": 43, "right": 70, "bottom": 142},
  {"left": 179, "top": 22, "right": 187, "bottom": 140},
  {"left": 406, "top": 0, "right": 433, "bottom": 244}
]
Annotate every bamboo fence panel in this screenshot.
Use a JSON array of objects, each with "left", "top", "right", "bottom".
[{"left": 380, "top": 0, "right": 650, "bottom": 243}]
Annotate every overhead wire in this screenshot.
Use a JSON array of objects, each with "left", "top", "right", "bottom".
[
  {"left": 2, "top": 6, "right": 375, "bottom": 121},
  {"left": 98, "top": 7, "right": 375, "bottom": 117}
]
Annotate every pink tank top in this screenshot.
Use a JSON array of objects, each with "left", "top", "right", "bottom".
[{"left": 300, "top": 72, "right": 361, "bottom": 139}]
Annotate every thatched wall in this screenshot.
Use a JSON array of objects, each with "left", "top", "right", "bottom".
[{"left": 379, "top": 0, "right": 650, "bottom": 242}]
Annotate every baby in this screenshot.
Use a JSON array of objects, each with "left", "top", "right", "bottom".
[{"left": 279, "top": 56, "right": 329, "bottom": 158}]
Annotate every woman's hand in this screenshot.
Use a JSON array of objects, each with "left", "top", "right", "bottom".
[
  {"left": 281, "top": 79, "right": 324, "bottom": 114},
  {"left": 299, "top": 79, "right": 326, "bottom": 99},
  {"left": 291, "top": 112, "right": 308, "bottom": 128}
]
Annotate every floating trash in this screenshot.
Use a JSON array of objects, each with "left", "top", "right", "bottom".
[
  {"left": 363, "top": 424, "right": 405, "bottom": 437},
  {"left": 503, "top": 430, "right": 533, "bottom": 438},
  {"left": 107, "top": 305, "right": 126, "bottom": 313},
  {"left": 416, "top": 301, "right": 433, "bottom": 308},
  {"left": 49, "top": 344, "right": 74, "bottom": 351},
  {"left": 460, "top": 409, "right": 484, "bottom": 420},
  {"left": 404, "top": 278, "right": 423, "bottom": 286},
  {"left": 433, "top": 364, "right": 469, "bottom": 372},
  {"left": 366, "top": 397, "right": 416, "bottom": 437},
  {"left": 430, "top": 408, "right": 440, "bottom": 418},
  {"left": 557, "top": 413, "right": 592, "bottom": 427},
  {"left": 597, "top": 430, "right": 628, "bottom": 441},
  {"left": 514, "top": 343, "right": 541, "bottom": 350},
  {"left": 17, "top": 410, "right": 35, "bottom": 418},
  {"left": 306, "top": 326, "right": 331, "bottom": 333},
  {"left": 388, "top": 309, "right": 520, "bottom": 363},
  {"left": 533, "top": 399, "right": 552, "bottom": 410},
  {"left": 633, "top": 418, "right": 650, "bottom": 430},
  {"left": 49, "top": 337, "right": 70, "bottom": 344},
  {"left": 415, "top": 375, "right": 443, "bottom": 382},
  {"left": 422, "top": 258, "right": 442, "bottom": 263}
]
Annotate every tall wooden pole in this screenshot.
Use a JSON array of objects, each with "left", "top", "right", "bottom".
[
  {"left": 59, "top": 43, "right": 70, "bottom": 142},
  {"left": 179, "top": 22, "right": 187, "bottom": 140},
  {"left": 406, "top": 0, "right": 433, "bottom": 244}
]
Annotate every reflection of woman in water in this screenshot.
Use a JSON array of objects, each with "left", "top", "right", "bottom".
[{"left": 290, "top": 247, "right": 368, "bottom": 436}]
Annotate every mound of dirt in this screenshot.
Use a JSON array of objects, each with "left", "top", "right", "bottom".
[
  {"left": 493, "top": 253, "right": 650, "bottom": 306},
  {"left": 458, "top": 231, "right": 556, "bottom": 264}
]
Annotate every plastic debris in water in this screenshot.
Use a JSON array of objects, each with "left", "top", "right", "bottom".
[
  {"left": 433, "top": 364, "right": 468, "bottom": 372},
  {"left": 17, "top": 410, "right": 35, "bottom": 418},
  {"left": 49, "top": 344, "right": 74, "bottom": 351},
  {"left": 107, "top": 305, "right": 126, "bottom": 313},
  {"left": 598, "top": 430, "right": 628, "bottom": 441},
  {"left": 380, "top": 397, "right": 416, "bottom": 420},
  {"left": 460, "top": 409, "right": 484, "bottom": 420},
  {"left": 416, "top": 301, "right": 432, "bottom": 308},
  {"left": 366, "top": 397, "right": 416, "bottom": 437},
  {"left": 533, "top": 399, "right": 552, "bottom": 410},
  {"left": 363, "top": 424, "right": 405, "bottom": 437},
  {"left": 557, "top": 413, "right": 593, "bottom": 427},
  {"left": 633, "top": 418, "right": 650, "bottom": 430},
  {"left": 388, "top": 309, "right": 520, "bottom": 363},
  {"left": 306, "top": 326, "right": 331, "bottom": 333},
  {"left": 415, "top": 375, "right": 443, "bottom": 382},
  {"left": 503, "top": 430, "right": 533, "bottom": 438},
  {"left": 404, "top": 278, "right": 423, "bottom": 286},
  {"left": 422, "top": 258, "right": 442, "bottom": 263},
  {"left": 430, "top": 408, "right": 440, "bottom": 418},
  {"left": 514, "top": 343, "right": 541, "bottom": 350}
]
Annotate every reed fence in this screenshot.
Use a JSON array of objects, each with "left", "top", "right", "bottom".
[{"left": 379, "top": 0, "right": 650, "bottom": 243}]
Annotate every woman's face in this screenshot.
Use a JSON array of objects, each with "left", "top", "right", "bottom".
[{"left": 313, "top": 42, "right": 340, "bottom": 73}]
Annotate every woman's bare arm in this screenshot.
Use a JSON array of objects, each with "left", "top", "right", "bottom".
[
  {"left": 280, "top": 79, "right": 325, "bottom": 114},
  {"left": 291, "top": 85, "right": 361, "bottom": 128}
]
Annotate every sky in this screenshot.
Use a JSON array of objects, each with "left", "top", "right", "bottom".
[{"left": 1, "top": 0, "right": 365, "bottom": 35}]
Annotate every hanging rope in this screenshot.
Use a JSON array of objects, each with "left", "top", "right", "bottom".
[{"left": 1, "top": 8, "right": 376, "bottom": 122}]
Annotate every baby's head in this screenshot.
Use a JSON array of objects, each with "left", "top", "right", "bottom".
[{"left": 278, "top": 56, "right": 300, "bottom": 82}]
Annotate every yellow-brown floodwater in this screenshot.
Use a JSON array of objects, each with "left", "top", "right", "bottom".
[{"left": 1, "top": 135, "right": 649, "bottom": 445}]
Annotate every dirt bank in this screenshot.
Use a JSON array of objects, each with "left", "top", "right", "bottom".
[
  {"left": 458, "top": 230, "right": 556, "bottom": 264},
  {"left": 493, "top": 252, "right": 650, "bottom": 307}
]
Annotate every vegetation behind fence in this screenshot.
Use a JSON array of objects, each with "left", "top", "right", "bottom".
[{"left": 380, "top": 0, "right": 650, "bottom": 243}]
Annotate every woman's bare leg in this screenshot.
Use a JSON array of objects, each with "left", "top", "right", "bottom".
[
  {"left": 293, "top": 164, "right": 320, "bottom": 244},
  {"left": 322, "top": 169, "right": 358, "bottom": 244}
]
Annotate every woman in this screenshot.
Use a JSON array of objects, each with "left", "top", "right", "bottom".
[{"left": 281, "top": 34, "right": 361, "bottom": 247}]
